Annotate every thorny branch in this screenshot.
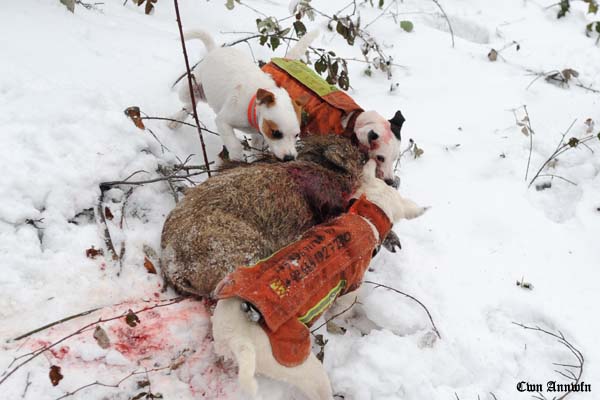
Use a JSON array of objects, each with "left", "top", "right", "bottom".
[
  {"left": 0, "top": 297, "right": 185, "bottom": 386},
  {"left": 512, "top": 322, "right": 584, "bottom": 400},
  {"left": 364, "top": 280, "right": 441, "bottom": 339}
]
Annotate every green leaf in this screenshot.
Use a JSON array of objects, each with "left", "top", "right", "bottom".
[
  {"left": 400, "top": 20, "right": 414, "bottom": 32},
  {"left": 279, "top": 27, "right": 291, "bottom": 37},
  {"left": 225, "top": 0, "right": 235, "bottom": 10},
  {"left": 557, "top": 0, "right": 570, "bottom": 18},
  {"left": 315, "top": 57, "right": 327, "bottom": 74},
  {"left": 293, "top": 20, "right": 306, "bottom": 38},
  {"left": 378, "top": 0, "right": 384, "bottom": 8},
  {"left": 597, "top": 132, "right": 600, "bottom": 140},
  {"left": 259, "top": 35, "right": 268, "bottom": 46},
  {"left": 568, "top": 137, "right": 579, "bottom": 147},
  {"left": 270, "top": 36, "right": 280, "bottom": 50},
  {"left": 338, "top": 71, "right": 350, "bottom": 90}
]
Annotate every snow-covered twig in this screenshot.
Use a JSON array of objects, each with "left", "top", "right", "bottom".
[
  {"left": 431, "top": 0, "right": 455, "bottom": 48},
  {"left": 364, "top": 281, "right": 441, "bottom": 339},
  {"left": 173, "top": 0, "right": 212, "bottom": 177},
  {"left": 310, "top": 296, "right": 359, "bottom": 334},
  {"left": 54, "top": 364, "right": 171, "bottom": 399},
  {"left": 512, "top": 322, "right": 584, "bottom": 400}
]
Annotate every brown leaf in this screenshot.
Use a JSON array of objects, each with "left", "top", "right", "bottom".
[
  {"left": 86, "top": 246, "right": 104, "bottom": 259},
  {"left": 104, "top": 206, "right": 114, "bottom": 221},
  {"left": 561, "top": 68, "right": 579, "bottom": 82},
  {"left": 413, "top": 144, "right": 424, "bottom": 159},
  {"left": 93, "top": 326, "right": 111, "bottom": 349},
  {"left": 143, "top": 256, "right": 157, "bottom": 274},
  {"left": 584, "top": 118, "right": 594, "bottom": 133},
  {"left": 521, "top": 126, "right": 529, "bottom": 136},
  {"left": 125, "top": 309, "right": 141, "bottom": 327},
  {"left": 487, "top": 48, "right": 498, "bottom": 62},
  {"left": 124, "top": 106, "right": 145, "bottom": 130},
  {"left": 49, "top": 365, "right": 63, "bottom": 386}
]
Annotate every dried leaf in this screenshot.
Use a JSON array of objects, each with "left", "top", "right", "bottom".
[
  {"left": 93, "top": 326, "right": 111, "bottom": 349},
  {"left": 49, "top": 365, "right": 63, "bottom": 386},
  {"left": 131, "top": 392, "right": 148, "bottom": 400},
  {"left": 144, "top": 256, "right": 157, "bottom": 274},
  {"left": 293, "top": 20, "right": 306, "bottom": 38},
  {"left": 413, "top": 144, "right": 424, "bottom": 159},
  {"left": 584, "top": 118, "right": 594, "bottom": 133},
  {"left": 137, "top": 380, "right": 150, "bottom": 388},
  {"left": 561, "top": 68, "right": 579, "bottom": 81},
  {"left": 124, "top": 106, "right": 145, "bottom": 130},
  {"left": 104, "top": 206, "right": 114, "bottom": 221},
  {"left": 521, "top": 126, "right": 529, "bottom": 136},
  {"left": 125, "top": 309, "right": 141, "bottom": 327},
  {"left": 547, "top": 159, "right": 559, "bottom": 169},
  {"left": 86, "top": 246, "right": 104, "bottom": 259},
  {"left": 487, "top": 49, "right": 498, "bottom": 62}
]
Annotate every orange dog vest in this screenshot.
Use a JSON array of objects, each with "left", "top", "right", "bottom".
[
  {"left": 214, "top": 196, "right": 391, "bottom": 367},
  {"left": 261, "top": 58, "right": 363, "bottom": 137}
]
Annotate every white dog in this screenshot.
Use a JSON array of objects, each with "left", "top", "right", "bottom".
[
  {"left": 211, "top": 160, "right": 427, "bottom": 400},
  {"left": 284, "top": 31, "right": 405, "bottom": 187},
  {"left": 169, "top": 30, "right": 301, "bottom": 162}
]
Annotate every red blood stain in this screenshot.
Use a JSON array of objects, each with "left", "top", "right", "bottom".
[{"left": 49, "top": 346, "right": 70, "bottom": 360}]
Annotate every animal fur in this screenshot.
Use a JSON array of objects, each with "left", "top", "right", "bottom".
[
  {"left": 210, "top": 161, "right": 427, "bottom": 400},
  {"left": 160, "top": 135, "right": 365, "bottom": 297}
]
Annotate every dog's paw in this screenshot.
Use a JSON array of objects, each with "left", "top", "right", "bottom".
[{"left": 382, "top": 231, "right": 402, "bottom": 253}]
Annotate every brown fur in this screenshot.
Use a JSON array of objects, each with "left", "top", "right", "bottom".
[
  {"left": 160, "top": 135, "right": 365, "bottom": 297},
  {"left": 261, "top": 119, "right": 279, "bottom": 140}
]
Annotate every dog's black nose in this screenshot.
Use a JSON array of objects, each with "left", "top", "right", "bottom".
[
  {"left": 385, "top": 176, "right": 401, "bottom": 188},
  {"left": 282, "top": 154, "right": 295, "bottom": 162}
]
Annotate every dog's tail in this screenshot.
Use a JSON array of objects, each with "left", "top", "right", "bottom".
[
  {"left": 184, "top": 29, "right": 217, "bottom": 52},
  {"left": 286, "top": 30, "right": 319, "bottom": 60}
]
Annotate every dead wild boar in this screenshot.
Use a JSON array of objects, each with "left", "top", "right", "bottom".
[{"left": 160, "top": 135, "right": 365, "bottom": 297}]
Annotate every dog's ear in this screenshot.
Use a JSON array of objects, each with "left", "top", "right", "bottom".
[
  {"left": 388, "top": 110, "right": 405, "bottom": 140},
  {"left": 256, "top": 89, "right": 276, "bottom": 107},
  {"left": 368, "top": 130, "right": 379, "bottom": 145}
]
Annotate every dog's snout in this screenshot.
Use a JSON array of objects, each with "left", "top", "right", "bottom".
[
  {"left": 282, "top": 154, "right": 295, "bottom": 162},
  {"left": 385, "top": 176, "right": 401, "bottom": 188}
]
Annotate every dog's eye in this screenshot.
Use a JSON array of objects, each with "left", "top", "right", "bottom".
[
  {"left": 295, "top": 134, "right": 300, "bottom": 139},
  {"left": 272, "top": 130, "right": 283, "bottom": 139},
  {"left": 376, "top": 155, "right": 385, "bottom": 162}
]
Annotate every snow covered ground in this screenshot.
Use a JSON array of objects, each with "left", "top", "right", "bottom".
[{"left": 1, "top": 0, "right": 599, "bottom": 399}]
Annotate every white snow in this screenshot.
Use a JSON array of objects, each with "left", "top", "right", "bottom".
[{"left": 1, "top": 0, "right": 599, "bottom": 399}]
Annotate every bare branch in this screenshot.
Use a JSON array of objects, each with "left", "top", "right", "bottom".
[
  {"left": 364, "top": 281, "right": 441, "bottom": 339},
  {"left": 173, "top": 0, "right": 212, "bottom": 177}
]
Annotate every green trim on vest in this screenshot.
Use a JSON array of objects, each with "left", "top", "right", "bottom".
[
  {"left": 298, "top": 279, "right": 347, "bottom": 326},
  {"left": 271, "top": 58, "right": 339, "bottom": 98}
]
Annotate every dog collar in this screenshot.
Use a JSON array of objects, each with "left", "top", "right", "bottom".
[
  {"left": 348, "top": 195, "right": 392, "bottom": 242},
  {"left": 247, "top": 93, "right": 259, "bottom": 130}
]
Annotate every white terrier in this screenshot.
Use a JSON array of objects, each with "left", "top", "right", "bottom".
[
  {"left": 211, "top": 160, "right": 427, "bottom": 400},
  {"left": 283, "top": 31, "right": 405, "bottom": 187},
  {"left": 169, "top": 30, "right": 302, "bottom": 162}
]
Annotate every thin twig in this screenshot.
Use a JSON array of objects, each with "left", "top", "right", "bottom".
[
  {"left": 537, "top": 174, "right": 577, "bottom": 186},
  {"left": 523, "top": 105, "right": 534, "bottom": 181},
  {"left": 364, "top": 281, "right": 441, "bottom": 339},
  {"left": 0, "top": 298, "right": 185, "bottom": 386},
  {"left": 528, "top": 119, "right": 577, "bottom": 188},
  {"left": 10, "top": 307, "right": 101, "bottom": 342},
  {"left": 55, "top": 365, "right": 172, "bottom": 400},
  {"left": 310, "top": 297, "right": 359, "bottom": 334},
  {"left": 173, "top": 0, "right": 212, "bottom": 177},
  {"left": 431, "top": 0, "right": 455, "bottom": 48},
  {"left": 512, "top": 322, "right": 585, "bottom": 400}
]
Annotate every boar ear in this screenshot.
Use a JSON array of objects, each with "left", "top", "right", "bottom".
[
  {"left": 388, "top": 110, "right": 405, "bottom": 140},
  {"left": 256, "top": 89, "right": 276, "bottom": 107},
  {"left": 368, "top": 130, "right": 379, "bottom": 144}
]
